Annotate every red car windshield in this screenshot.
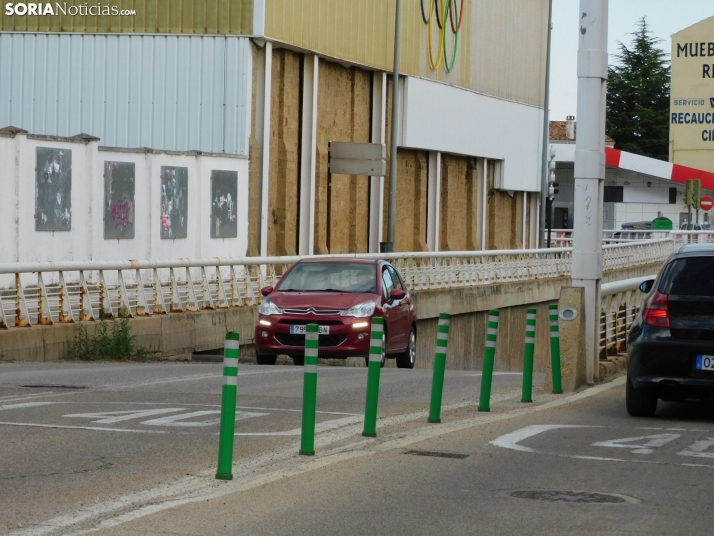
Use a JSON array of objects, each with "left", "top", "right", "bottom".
[{"left": 278, "top": 262, "right": 377, "bottom": 293}]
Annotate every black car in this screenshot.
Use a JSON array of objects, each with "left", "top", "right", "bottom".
[{"left": 627, "top": 244, "right": 714, "bottom": 416}]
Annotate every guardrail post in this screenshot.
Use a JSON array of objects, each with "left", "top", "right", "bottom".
[
  {"left": 549, "top": 304, "right": 563, "bottom": 394},
  {"left": 362, "top": 317, "right": 384, "bottom": 437},
  {"left": 521, "top": 308, "right": 536, "bottom": 403},
  {"left": 216, "top": 332, "right": 240, "bottom": 480},
  {"left": 300, "top": 324, "right": 319, "bottom": 455},
  {"left": 428, "top": 313, "right": 451, "bottom": 424},
  {"left": 478, "top": 310, "right": 500, "bottom": 412}
]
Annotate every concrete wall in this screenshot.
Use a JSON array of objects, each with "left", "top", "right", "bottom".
[
  {"left": 488, "top": 190, "right": 524, "bottom": 250},
  {"left": 0, "top": 131, "right": 249, "bottom": 265},
  {"left": 315, "top": 59, "right": 372, "bottom": 254},
  {"left": 439, "top": 155, "right": 480, "bottom": 251},
  {"left": 268, "top": 48, "right": 301, "bottom": 256}
]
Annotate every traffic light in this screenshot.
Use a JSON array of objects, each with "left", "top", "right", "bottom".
[
  {"left": 548, "top": 147, "right": 556, "bottom": 200},
  {"left": 685, "top": 179, "right": 694, "bottom": 206},
  {"left": 694, "top": 179, "right": 702, "bottom": 207}
]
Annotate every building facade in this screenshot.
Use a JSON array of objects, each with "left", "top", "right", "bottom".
[{"left": 1, "top": 0, "right": 549, "bottom": 263}]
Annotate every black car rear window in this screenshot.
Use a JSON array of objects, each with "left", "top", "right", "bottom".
[
  {"left": 278, "top": 262, "right": 376, "bottom": 293},
  {"left": 660, "top": 257, "right": 714, "bottom": 296}
]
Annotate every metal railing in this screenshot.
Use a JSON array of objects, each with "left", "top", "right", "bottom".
[
  {"left": 0, "top": 240, "right": 676, "bottom": 329},
  {"left": 599, "top": 275, "right": 654, "bottom": 359},
  {"left": 550, "top": 229, "right": 714, "bottom": 247}
]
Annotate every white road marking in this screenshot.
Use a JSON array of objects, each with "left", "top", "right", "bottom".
[
  {"left": 142, "top": 411, "right": 268, "bottom": 427},
  {"left": 490, "top": 424, "right": 597, "bottom": 452},
  {"left": 592, "top": 433, "right": 681, "bottom": 455},
  {"left": 64, "top": 408, "right": 187, "bottom": 423},
  {"left": 0, "top": 401, "right": 60, "bottom": 410},
  {"left": 0, "top": 422, "right": 170, "bottom": 434},
  {"left": 102, "top": 368, "right": 311, "bottom": 390},
  {"left": 235, "top": 415, "right": 362, "bottom": 436},
  {"left": 0, "top": 392, "right": 57, "bottom": 401},
  {"left": 677, "top": 438, "right": 714, "bottom": 459},
  {"left": 491, "top": 423, "right": 714, "bottom": 468}
]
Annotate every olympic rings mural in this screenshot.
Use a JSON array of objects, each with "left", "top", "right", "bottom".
[{"left": 420, "top": 0, "right": 464, "bottom": 73}]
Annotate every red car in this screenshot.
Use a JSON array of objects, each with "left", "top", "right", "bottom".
[{"left": 254, "top": 258, "right": 417, "bottom": 368}]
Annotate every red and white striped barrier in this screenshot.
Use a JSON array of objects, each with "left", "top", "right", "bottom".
[{"left": 605, "top": 147, "right": 714, "bottom": 191}]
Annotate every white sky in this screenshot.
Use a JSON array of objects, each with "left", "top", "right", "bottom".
[{"left": 549, "top": 0, "right": 713, "bottom": 121}]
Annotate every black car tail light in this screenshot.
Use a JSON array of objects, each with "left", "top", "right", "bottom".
[{"left": 644, "top": 291, "right": 670, "bottom": 327}]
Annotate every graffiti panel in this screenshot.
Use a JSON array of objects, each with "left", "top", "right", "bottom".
[
  {"left": 210, "top": 170, "right": 238, "bottom": 238},
  {"left": 104, "top": 161, "right": 135, "bottom": 239},
  {"left": 160, "top": 166, "right": 188, "bottom": 239},
  {"left": 35, "top": 147, "right": 72, "bottom": 231}
]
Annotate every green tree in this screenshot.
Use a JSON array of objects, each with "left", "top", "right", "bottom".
[{"left": 606, "top": 17, "right": 670, "bottom": 160}]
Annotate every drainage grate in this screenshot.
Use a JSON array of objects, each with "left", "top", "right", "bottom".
[
  {"left": 510, "top": 490, "right": 627, "bottom": 504},
  {"left": 21, "top": 384, "right": 88, "bottom": 390},
  {"left": 405, "top": 450, "right": 469, "bottom": 459}
]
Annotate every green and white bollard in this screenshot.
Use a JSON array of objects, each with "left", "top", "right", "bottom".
[
  {"left": 300, "top": 324, "right": 319, "bottom": 456},
  {"left": 478, "top": 310, "right": 500, "bottom": 412},
  {"left": 362, "top": 317, "right": 385, "bottom": 437},
  {"left": 428, "top": 313, "right": 451, "bottom": 424},
  {"left": 549, "top": 304, "right": 563, "bottom": 394},
  {"left": 521, "top": 308, "right": 537, "bottom": 403},
  {"left": 215, "top": 332, "right": 240, "bottom": 480}
]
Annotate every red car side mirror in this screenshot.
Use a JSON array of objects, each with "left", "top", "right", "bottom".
[
  {"left": 260, "top": 286, "right": 274, "bottom": 297},
  {"left": 390, "top": 289, "right": 406, "bottom": 300}
]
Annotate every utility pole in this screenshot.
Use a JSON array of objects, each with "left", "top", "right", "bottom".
[
  {"left": 384, "top": 0, "right": 402, "bottom": 253},
  {"left": 572, "top": 0, "right": 608, "bottom": 384},
  {"left": 539, "top": 0, "right": 554, "bottom": 247}
]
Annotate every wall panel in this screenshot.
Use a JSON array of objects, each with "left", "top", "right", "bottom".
[
  {"left": 0, "top": 33, "right": 251, "bottom": 155},
  {"left": 265, "top": 0, "right": 548, "bottom": 107},
  {"left": 1, "top": 0, "right": 253, "bottom": 34}
]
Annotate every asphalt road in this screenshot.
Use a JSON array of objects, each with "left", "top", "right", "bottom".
[
  {"left": 0, "top": 361, "right": 535, "bottom": 535},
  {"left": 77, "top": 376, "right": 714, "bottom": 536}
]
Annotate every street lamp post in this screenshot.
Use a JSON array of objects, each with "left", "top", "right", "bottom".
[{"left": 572, "top": 0, "right": 608, "bottom": 384}]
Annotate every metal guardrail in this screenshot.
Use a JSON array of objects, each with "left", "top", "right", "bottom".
[
  {"left": 599, "top": 275, "right": 655, "bottom": 359},
  {"left": 550, "top": 229, "right": 714, "bottom": 247},
  {"left": 0, "top": 241, "right": 676, "bottom": 329}
]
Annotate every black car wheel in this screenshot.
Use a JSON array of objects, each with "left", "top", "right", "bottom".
[
  {"left": 291, "top": 355, "right": 305, "bottom": 366},
  {"left": 626, "top": 371, "right": 657, "bottom": 417},
  {"left": 256, "top": 354, "right": 277, "bottom": 365},
  {"left": 396, "top": 328, "right": 416, "bottom": 369}
]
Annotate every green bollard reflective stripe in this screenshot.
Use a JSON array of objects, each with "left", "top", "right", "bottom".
[
  {"left": 216, "top": 332, "right": 239, "bottom": 480},
  {"left": 428, "top": 313, "right": 451, "bottom": 423},
  {"left": 300, "top": 324, "right": 319, "bottom": 456},
  {"left": 478, "top": 310, "right": 500, "bottom": 412},
  {"left": 549, "top": 304, "right": 563, "bottom": 394},
  {"left": 362, "top": 317, "right": 385, "bottom": 437},
  {"left": 521, "top": 308, "right": 536, "bottom": 403}
]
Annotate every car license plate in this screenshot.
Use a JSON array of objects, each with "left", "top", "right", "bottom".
[
  {"left": 695, "top": 355, "right": 714, "bottom": 371},
  {"left": 290, "top": 325, "right": 330, "bottom": 335}
]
